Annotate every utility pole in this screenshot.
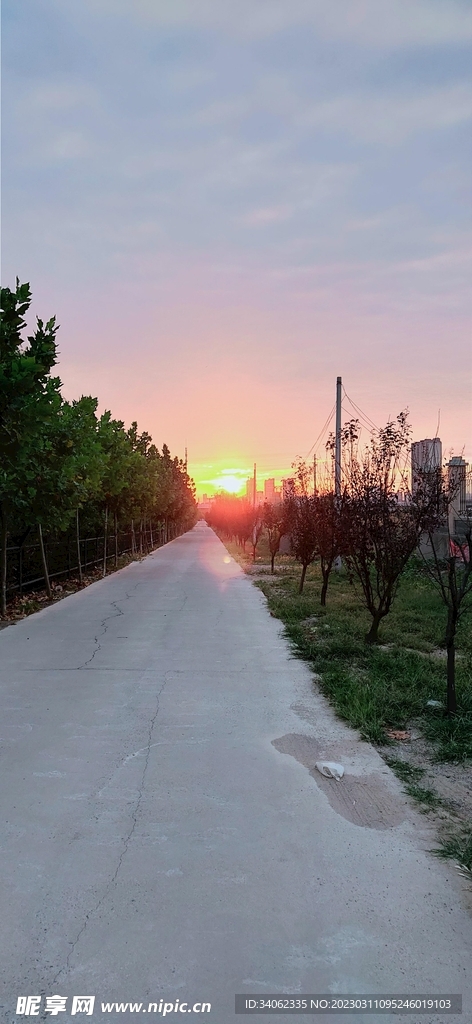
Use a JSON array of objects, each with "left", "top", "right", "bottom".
[
  {"left": 335, "top": 376, "right": 342, "bottom": 499},
  {"left": 184, "top": 446, "right": 188, "bottom": 473},
  {"left": 335, "top": 376, "right": 342, "bottom": 570},
  {"left": 313, "top": 454, "right": 317, "bottom": 496}
]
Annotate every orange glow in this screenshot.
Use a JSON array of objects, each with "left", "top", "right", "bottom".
[
  {"left": 190, "top": 460, "right": 293, "bottom": 500},
  {"left": 209, "top": 472, "right": 246, "bottom": 495}
]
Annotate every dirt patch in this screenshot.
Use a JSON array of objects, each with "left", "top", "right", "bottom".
[
  {"left": 272, "top": 733, "right": 407, "bottom": 830},
  {"left": 0, "top": 554, "right": 150, "bottom": 628},
  {"left": 377, "top": 731, "right": 472, "bottom": 827}
]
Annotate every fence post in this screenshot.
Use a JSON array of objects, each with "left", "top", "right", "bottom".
[
  {"left": 76, "top": 508, "right": 83, "bottom": 585},
  {"left": 103, "top": 506, "right": 108, "bottom": 578},
  {"left": 38, "top": 524, "right": 52, "bottom": 599}
]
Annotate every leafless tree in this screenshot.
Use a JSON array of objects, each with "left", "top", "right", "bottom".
[
  {"left": 417, "top": 470, "right": 472, "bottom": 715},
  {"left": 263, "top": 501, "right": 288, "bottom": 573},
  {"left": 287, "top": 494, "right": 318, "bottom": 593},
  {"left": 251, "top": 511, "right": 264, "bottom": 562},
  {"left": 340, "top": 412, "right": 444, "bottom": 643},
  {"left": 291, "top": 456, "right": 311, "bottom": 496},
  {"left": 313, "top": 492, "right": 340, "bottom": 605}
]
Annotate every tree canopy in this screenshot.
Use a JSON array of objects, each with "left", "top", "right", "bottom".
[{"left": 0, "top": 280, "right": 197, "bottom": 615}]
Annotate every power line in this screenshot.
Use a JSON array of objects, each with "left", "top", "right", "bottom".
[
  {"left": 225, "top": 386, "right": 376, "bottom": 482},
  {"left": 343, "top": 387, "right": 377, "bottom": 430},
  {"left": 342, "top": 387, "right": 378, "bottom": 432},
  {"left": 341, "top": 400, "right": 373, "bottom": 436},
  {"left": 305, "top": 403, "right": 336, "bottom": 459}
]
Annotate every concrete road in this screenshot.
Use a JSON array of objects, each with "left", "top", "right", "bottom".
[{"left": 1, "top": 522, "right": 471, "bottom": 1024}]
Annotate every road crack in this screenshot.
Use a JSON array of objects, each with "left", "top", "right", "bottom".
[
  {"left": 76, "top": 591, "right": 135, "bottom": 670},
  {"left": 50, "top": 671, "right": 170, "bottom": 987}
]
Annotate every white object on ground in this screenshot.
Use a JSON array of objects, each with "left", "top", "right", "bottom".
[{"left": 314, "top": 761, "right": 345, "bottom": 781}]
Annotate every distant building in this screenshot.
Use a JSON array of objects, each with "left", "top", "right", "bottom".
[
  {"left": 197, "top": 495, "right": 213, "bottom": 514},
  {"left": 411, "top": 438, "right": 442, "bottom": 496},
  {"left": 246, "top": 478, "right": 255, "bottom": 505},
  {"left": 467, "top": 466, "right": 472, "bottom": 509},
  {"left": 264, "top": 478, "right": 275, "bottom": 503},
  {"left": 246, "top": 476, "right": 288, "bottom": 505},
  {"left": 448, "top": 457, "right": 467, "bottom": 513}
]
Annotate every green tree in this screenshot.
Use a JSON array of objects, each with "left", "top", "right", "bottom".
[
  {"left": 97, "top": 413, "right": 134, "bottom": 575},
  {"left": 0, "top": 279, "right": 61, "bottom": 615},
  {"left": 49, "top": 397, "right": 105, "bottom": 584}
]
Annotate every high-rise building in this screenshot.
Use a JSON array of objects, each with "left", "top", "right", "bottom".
[
  {"left": 264, "top": 478, "right": 275, "bottom": 502},
  {"left": 411, "top": 438, "right": 442, "bottom": 495},
  {"left": 448, "top": 457, "right": 467, "bottom": 512},
  {"left": 466, "top": 466, "right": 472, "bottom": 507},
  {"left": 246, "top": 478, "right": 255, "bottom": 505}
]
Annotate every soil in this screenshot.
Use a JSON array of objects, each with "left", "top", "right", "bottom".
[
  {"left": 377, "top": 729, "right": 472, "bottom": 833},
  {"left": 240, "top": 556, "right": 472, "bottom": 882},
  {"left": 0, "top": 554, "right": 146, "bottom": 629}
]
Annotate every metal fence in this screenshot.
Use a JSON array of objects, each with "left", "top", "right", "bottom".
[{"left": 5, "top": 522, "right": 172, "bottom": 599}]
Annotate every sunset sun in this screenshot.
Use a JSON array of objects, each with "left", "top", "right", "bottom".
[{"left": 210, "top": 471, "right": 246, "bottom": 495}]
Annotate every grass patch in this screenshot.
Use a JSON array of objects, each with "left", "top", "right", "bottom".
[
  {"left": 246, "top": 553, "right": 472, "bottom": 761},
  {"left": 404, "top": 783, "right": 444, "bottom": 811},
  {"left": 432, "top": 826, "right": 472, "bottom": 873},
  {"left": 384, "top": 757, "right": 426, "bottom": 783},
  {"left": 385, "top": 757, "right": 472, "bottom": 872},
  {"left": 422, "top": 685, "right": 472, "bottom": 764},
  {"left": 217, "top": 532, "right": 472, "bottom": 875}
]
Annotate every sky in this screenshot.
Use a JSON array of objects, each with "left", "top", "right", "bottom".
[{"left": 2, "top": 0, "right": 471, "bottom": 496}]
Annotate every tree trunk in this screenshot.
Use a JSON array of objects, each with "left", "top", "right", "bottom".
[
  {"left": 365, "top": 609, "right": 384, "bottom": 643},
  {"left": 131, "top": 519, "right": 136, "bottom": 555},
  {"left": 299, "top": 563, "right": 308, "bottom": 594},
  {"left": 320, "top": 574, "right": 329, "bottom": 606},
  {"left": 446, "top": 642, "right": 457, "bottom": 715},
  {"left": 114, "top": 512, "right": 118, "bottom": 567},
  {"left": 38, "top": 523, "right": 52, "bottom": 599},
  {"left": 150, "top": 520, "right": 154, "bottom": 548},
  {"left": 139, "top": 518, "right": 143, "bottom": 555},
  {"left": 0, "top": 511, "right": 8, "bottom": 618},
  {"left": 102, "top": 505, "right": 108, "bottom": 578},
  {"left": 445, "top": 605, "right": 458, "bottom": 715},
  {"left": 271, "top": 552, "right": 275, "bottom": 574},
  {"left": 76, "top": 508, "right": 83, "bottom": 586}
]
